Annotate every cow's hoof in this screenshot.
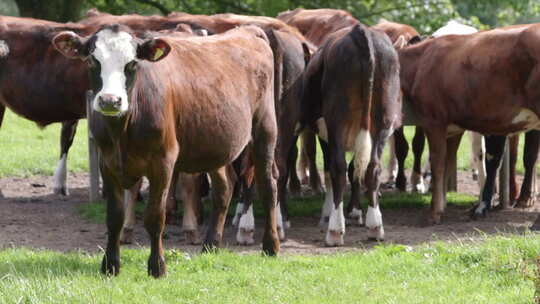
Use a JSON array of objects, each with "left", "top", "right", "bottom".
[
  {"left": 147, "top": 254, "right": 166, "bottom": 278},
  {"left": 318, "top": 216, "right": 329, "bottom": 232},
  {"left": 284, "top": 220, "right": 291, "bottom": 229},
  {"left": 470, "top": 201, "right": 488, "bottom": 220},
  {"left": 236, "top": 228, "right": 255, "bottom": 246},
  {"left": 289, "top": 180, "right": 302, "bottom": 197},
  {"left": 324, "top": 230, "right": 344, "bottom": 247},
  {"left": 472, "top": 171, "right": 479, "bottom": 181},
  {"left": 516, "top": 195, "right": 535, "bottom": 208},
  {"left": 201, "top": 241, "right": 219, "bottom": 253},
  {"left": 262, "top": 237, "right": 279, "bottom": 257},
  {"left": 184, "top": 230, "right": 201, "bottom": 245},
  {"left": 396, "top": 175, "right": 407, "bottom": 192},
  {"left": 367, "top": 226, "right": 385, "bottom": 241},
  {"left": 119, "top": 228, "right": 134, "bottom": 245},
  {"left": 101, "top": 254, "right": 120, "bottom": 276},
  {"left": 53, "top": 186, "right": 69, "bottom": 196},
  {"left": 424, "top": 212, "right": 442, "bottom": 225},
  {"left": 347, "top": 208, "right": 364, "bottom": 226}
]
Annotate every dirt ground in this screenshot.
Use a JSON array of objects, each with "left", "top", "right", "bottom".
[{"left": 0, "top": 171, "right": 538, "bottom": 255}]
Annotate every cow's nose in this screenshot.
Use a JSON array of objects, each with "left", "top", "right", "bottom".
[{"left": 98, "top": 94, "right": 122, "bottom": 109}]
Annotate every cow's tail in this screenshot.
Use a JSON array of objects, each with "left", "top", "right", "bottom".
[
  {"left": 265, "top": 29, "right": 284, "bottom": 121},
  {"left": 350, "top": 24, "right": 375, "bottom": 183}
]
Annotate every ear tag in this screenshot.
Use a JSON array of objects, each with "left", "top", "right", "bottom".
[{"left": 154, "top": 48, "right": 164, "bottom": 61}]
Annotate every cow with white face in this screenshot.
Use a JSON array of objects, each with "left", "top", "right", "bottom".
[{"left": 53, "top": 24, "right": 279, "bottom": 277}]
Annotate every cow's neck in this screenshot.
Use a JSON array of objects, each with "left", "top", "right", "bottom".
[
  {"left": 101, "top": 112, "right": 132, "bottom": 175},
  {"left": 398, "top": 41, "right": 430, "bottom": 95}
]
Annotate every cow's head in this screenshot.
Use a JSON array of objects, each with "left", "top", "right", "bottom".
[{"left": 52, "top": 24, "right": 171, "bottom": 117}]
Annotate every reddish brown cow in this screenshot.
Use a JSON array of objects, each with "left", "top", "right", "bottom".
[
  {"left": 298, "top": 24, "right": 402, "bottom": 245},
  {"left": 54, "top": 24, "right": 279, "bottom": 277},
  {"left": 398, "top": 23, "right": 540, "bottom": 223}
]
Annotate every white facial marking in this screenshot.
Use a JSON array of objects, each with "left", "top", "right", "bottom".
[
  {"left": 316, "top": 118, "right": 328, "bottom": 142},
  {"left": 325, "top": 202, "right": 345, "bottom": 246},
  {"left": 53, "top": 153, "right": 67, "bottom": 194},
  {"left": 92, "top": 29, "right": 137, "bottom": 116},
  {"left": 353, "top": 129, "right": 372, "bottom": 185}
]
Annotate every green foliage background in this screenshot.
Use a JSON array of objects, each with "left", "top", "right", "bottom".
[{"left": 2, "top": 0, "right": 540, "bottom": 34}]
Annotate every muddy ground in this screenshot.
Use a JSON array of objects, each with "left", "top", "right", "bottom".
[{"left": 0, "top": 171, "right": 538, "bottom": 255}]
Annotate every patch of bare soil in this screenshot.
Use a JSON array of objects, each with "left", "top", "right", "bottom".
[{"left": 0, "top": 171, "right": 538, "bottom": 255}]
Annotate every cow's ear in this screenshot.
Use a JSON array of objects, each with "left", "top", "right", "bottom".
[
  {"left": 137, "top": 38, "right": 171, "bottom": 62},
  {"left": 393, "top": 35, "right": 407, "bottom": 49},
  {"left": 52, "top": 31, "right": 85, "bottom": 59}
]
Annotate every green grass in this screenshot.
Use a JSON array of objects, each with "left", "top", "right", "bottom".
[
  {"left": 0, "top": 110, "right": 89, "bottom": 177},
  {"left": 1, "top": 234, "right": 539, "bottom": 303}
]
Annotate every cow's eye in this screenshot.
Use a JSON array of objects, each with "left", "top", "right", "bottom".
[{"left": 125, "top": 60, "right": 137, "bottom": 72}]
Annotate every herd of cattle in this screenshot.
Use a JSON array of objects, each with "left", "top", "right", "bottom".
[{"left": 2, "top": 7, "right": 540, "bottom": 277}]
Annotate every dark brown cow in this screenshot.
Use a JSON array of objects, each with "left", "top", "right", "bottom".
[
  {"left": 398, "top": 23, "right": 540, "bottom": 223},
  {"left": 53, "top": 24, "right": 279, "bottom": 277},
  {"left": 0, "top": 16, "right": 94, "bottom": 196},
  {"left": 298, "top": 24, "right": 401, "bottom": 245}
]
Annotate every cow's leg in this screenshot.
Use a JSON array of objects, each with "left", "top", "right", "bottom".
[
  {"left": 53, "top": 119, "right": 78, "bottom": 196},
  {"left": 287, "top": 144, "right": 302, "bottom": 196},
  {"left": 444, "top": 133, "right": 463, "bottom": 195},
  {"left": 472, "top": 135, "right": 506, "bottom": 218},
  {"left": 508, "top": 134, "right": 519, "bottom": 201},
  {"left": 236, "top": 167, "right": 256, "bottom": 245},
  {"left": 517, "top": 130, "right": 540, "bottom": 208},
  {"left": 145, "top": 157, "right": 176, "bottom": 278},
  {"left": 385, "top": 135, "right": 398, "bottom": 184},
  {"left": 298, "top": 131, "right": 309, "bottom": 185},
  {"left": 252, "top": 119, "right": 279, "bottom": 256},
  {"left": 179, "top": 173, "right": 202, "bottom": 245},
  {"left": 411, "top": 127, "right": 426, "bottom": 193},
  {"left": 424, "top": 126, "right": 447, "bottom": 224},
  {"left": 164, "top": 166, "right": 181, "bottom": 225},
  {"left": 100, "top": 165, "right": 125, "bottom": 276},
  {"left": 366, "top": 128, "right": 390, "bottom": 241},
  {"left": 318, "top": 140, "right": 333, "bottom": 230},
  {"left": 393, "top": 127, "right": 408, "bottom": 191},
  {"left": 203, "top": 166, "right": 235, "bottom": 251},
  {"left": 304, "top": 129, "right": 322, "bottom": 193},
  {"left": 346, "top": 158, "right": 363, "bottom": 226},
  {"left": 324, "top": 127, "right": 347, "bottom": 247},
  {"left": 469, "top": 132, "right": 486, "bottom": 195},
  {"left": 120, "top": 178, "right": 142, "bottom": 244}
]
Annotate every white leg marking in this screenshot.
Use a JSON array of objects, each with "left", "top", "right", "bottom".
[
  {"left": 353, "top": 129, "right": 372, "bottom": 185},
  {"left": 236, "top": 204, "right": 255, "bottom": 245},
  {"left": 232, "top": 202, "right": 244, "bottom": 227},
  {"left": 319, "top": 172, "right": 333, "bottom": 229},
  {"left": 325, "top": 202, "right": 345, "bottom": 246},
  {"left": 276, "top": 202, "right": 285, "bottom": 241},
  {"left": 366, "top": 205, "right": 384, "bottom": 240},
  {"left": 474, "top": 201, "right": 487, "bottom": 216},
  {"left": 53, "top": 153, "right": 68, "bottom": 195},
  {"left": 411, "top": 171, "right": 425, "bottom": 193},
  {"left": 386, "top": 135, "right": 398, "bottom": 182},
  {"left": 348, "top": 208, "right": 364, "bottom": 226}
]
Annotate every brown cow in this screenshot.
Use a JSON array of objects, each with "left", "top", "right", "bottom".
[
  {"left": 0, "top": 17, "right": 93, "bottom": 196},
  {"left": 53, "top": 24, "right": 279, "bottom": 277},
  {"left": 398, "top": 23, "right": 540, "bottom": 223},
  {"left": 298, "top": 24, "right": 401, "bottom": 245}
]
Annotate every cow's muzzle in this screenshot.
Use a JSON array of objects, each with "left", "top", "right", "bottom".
[{"left": 97, "top": 94, "right": 122, "bottom": 116}]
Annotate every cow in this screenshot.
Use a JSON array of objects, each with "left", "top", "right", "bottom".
[
  {"left": 297, "top": 24, "right": 401, "bottom": 245},
  {"left": 397, "top": 23, "right": 540, "bottom": 224},
  {"left": 158, "top": 12, "right": 312, "bottom": 244},
  {"left": 53, "top": 24, "right": 279, "bottom": 277},
  {"left": 277, "top": 8, "right": 359, "bottom": 196},
  {"left": 0, "top": 17, "right": 94, "bottom": 196}
]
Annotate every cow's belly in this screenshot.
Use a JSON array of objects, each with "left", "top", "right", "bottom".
[{"left": 176, "top": 119, "right": 252, "bottom": 173}]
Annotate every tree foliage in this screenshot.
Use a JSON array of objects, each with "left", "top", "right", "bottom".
[{"left": 5, "top": 0, "right": 540, "bottom": 33}]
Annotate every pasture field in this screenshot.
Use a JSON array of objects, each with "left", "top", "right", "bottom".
[{"left": 0, "top": 110, "right": 540, "bottom": 303}]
